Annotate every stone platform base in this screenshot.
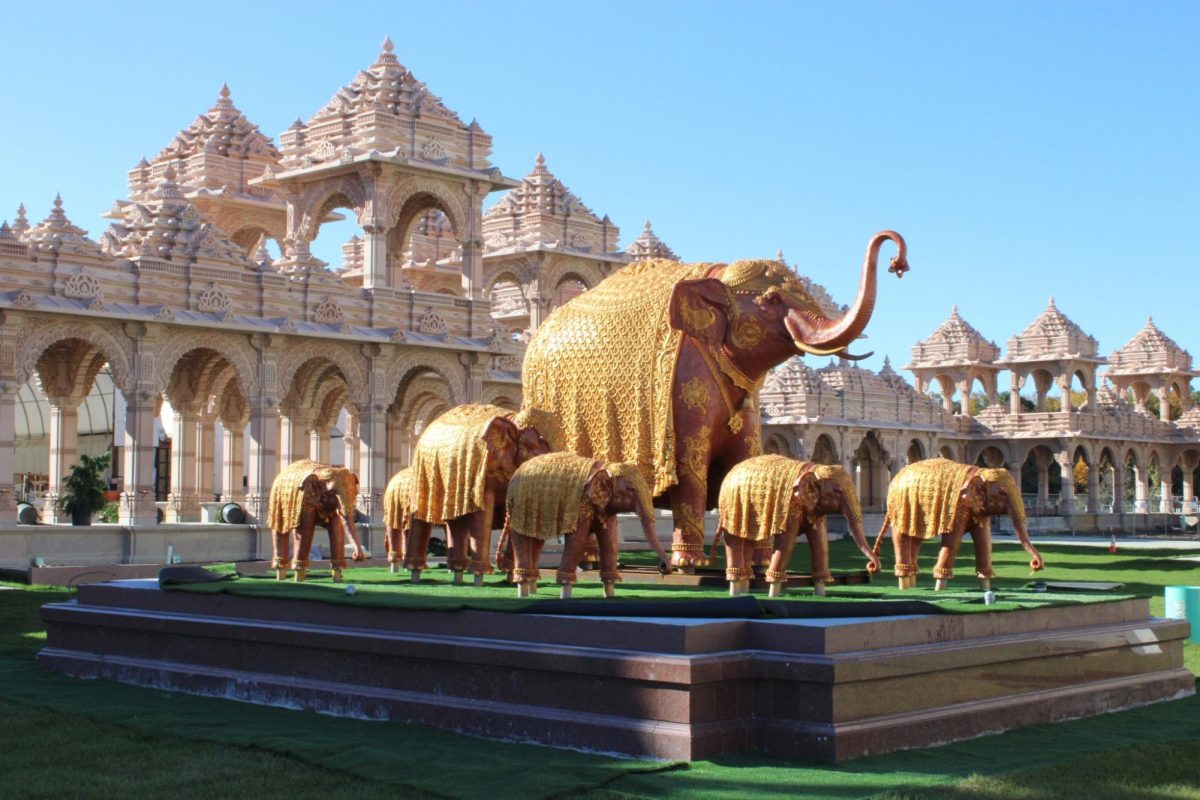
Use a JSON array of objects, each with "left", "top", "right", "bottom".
[{"left": 38, "top": 581, "right": 1194, "bottom": 762}]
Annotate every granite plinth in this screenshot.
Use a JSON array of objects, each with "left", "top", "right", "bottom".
[{"left": 38, "top": 581, "right": 1194, "bottom": 762}]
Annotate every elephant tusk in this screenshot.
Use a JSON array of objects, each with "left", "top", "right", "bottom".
[{"left": 793, "top": 340, "right": 875, "bottom": 361}]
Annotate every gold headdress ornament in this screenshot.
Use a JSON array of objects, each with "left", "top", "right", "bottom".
[
  {"left": 979, "top": 467, "right": 1026, "bottom": 529},
  {"left": 603, "top": 461, "right": 654, "bottom": 517},
  {"left": 812, "top": 463, "right": 862, "bottom": 524},
  {"left": 511, "top": 406, "right": 565, "bottom": 452},
  {"left": 720, "top": 260, "right": 866, "bottom": 360}
]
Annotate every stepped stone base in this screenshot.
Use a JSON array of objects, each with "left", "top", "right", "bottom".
[{"left": 39, "top": 581, "right": 1194, "bottom": 762}]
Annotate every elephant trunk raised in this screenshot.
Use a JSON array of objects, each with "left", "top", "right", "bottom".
[{"left": 784, "top": 230, "right": 909, "bottom": 357}]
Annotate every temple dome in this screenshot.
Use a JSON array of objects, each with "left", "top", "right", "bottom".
[
  {"left": 626, "top": 220, "right": 679, "bottom": 262},
  {"left": 909, "top": 306, "right": 999, "bottom": 367},
  {"left": 1004, "top": 296, "right": 1099, "bottom": 360},
  {"left": 1107, "top": 317, "right": 1194, "bottom": 375}
]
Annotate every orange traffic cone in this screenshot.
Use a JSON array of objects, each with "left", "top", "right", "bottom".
[{"left": 1108, "top": 534, "right": 1117, "bottom": 554}]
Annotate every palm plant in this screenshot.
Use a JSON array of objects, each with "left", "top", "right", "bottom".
[{"left": 60, "top": 452, "right": 113, "bottom": 526}]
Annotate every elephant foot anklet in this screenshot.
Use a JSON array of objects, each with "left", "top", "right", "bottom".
[
  {"left": 933, "top": 566, "right": 954, "bottom": 579},
  {"left": 725, "top": 566, "right": 754, "bottom": 582},
  {"left": 765, "top": 569, "right": 789, "bottom": 583},
  {"left": 894, "top": 563, "right": 919, "bottom": 578}
]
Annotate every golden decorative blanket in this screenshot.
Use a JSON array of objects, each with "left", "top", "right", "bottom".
[
  {"left": 887, "top": 458, "right": 974, "bottom": 539},
  {"left": 506, "top": 452, "right": 599, "bottom": 541},
  {"left": 522, "top": 259, "right": 713, "bottom": 496},
  {"left": 410, "top": 403, "right": 510, "bottom": 524},
  {"left": 267, "top": 460, "right": 357, "bottom": 534},
  {"left": 383, "top": 467, "right": 413, "bottom": 531},
  {"left": 718, "top": 455, "right": 810, "bottom": 542}
]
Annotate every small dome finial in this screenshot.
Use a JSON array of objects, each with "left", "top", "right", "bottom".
[
  {"left": 1048, "top": 295, "right": 1056, "bottom": 307},
  {"left": 951, "top": 304, "right": 959, "bottom": 315},
  {"left": 776, "top": 248, "right": 785, "bottom": 262},
  {"left": 535, "top": 151, "right": 545, "bottom": 166},
  {"left": 219, "top": 82, "right": 231, "bottom": 99},
  {"left": 643, "top": 219, "right": 653, "bottom": 232},
  {"left": 53, "top": 193, "right": 63, "bottom": 210},
  {"left": 381, "top": 35, "right": 394, "bottom": 54}
]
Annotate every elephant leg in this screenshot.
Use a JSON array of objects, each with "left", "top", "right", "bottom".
[
  {"left": 669, "top": 473, "right": 711, "bottom": 571},
  {"left": 327, "top": 518, "right": 346, "bottom": 583},
  {"left": 970, "top": 518, "right": 995, "bottom": 590},
  {"left": 405, "top": 518, "right": 433, "bottom": 582},
  {"left": 934, "top": 533, "right": 963, "bottom": 591},
  {"left": 557, "top": 511, "right": 594, "bottom": 591},
  {"left": 387, "top": 524, "right": 405, "bottom": 574},
  {"left": 598, "top": 516, "right": 621, "bottom": 599},
  {"left": 766, "top": 519, "right": 800, "bottom": 598},
  {"left": 494, "top": 522, "right": 515, "bottom": 581},
  {"left": 271, "top": 530, "right": 290, "bottom": 580},
  {"left": 467, "top": 491, "right": 497, "bottom": 587},
  {"left": 581, "top": 531, "right": 600, "bottom": 570},
  {"left": 724, "top": 534, "right": 754, "bottom": 596},
  {"left": 894, "top": 534, "right": 921, "bottom": 590},
  {"left": 445, "top": 517, "right": 471, "bottom": 584},
  {"left": 512, "top": 534, "right": 545, "bottom": 597},
  {"left": 292, "top": 520, "right": 315, "bottom": 583},
  {"left": 806, "top": 517, "right": 832, "bottom": 597}
]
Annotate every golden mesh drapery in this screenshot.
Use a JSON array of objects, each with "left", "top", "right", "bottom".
[
  {"left": 383, "top": 467, "right": 413, "bottom": 531},
  {"left": 409, "top": 404, "right": 509, "bottom": 525},
  {"left": 717, "top": 454, "right": 810, "bottom": 542},
  {"left": 521, "top": 259, "right": 713, "bottom": 496},
  {"left": 505, "top": 452, "right": 599, "bottom": 541},
  {"left": 887, "top": 458, "right": 974, "bottom": 539}
]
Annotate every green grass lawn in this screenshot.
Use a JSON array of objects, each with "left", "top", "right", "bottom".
[{"left": 2, "top": 537, "right": 1198, "bottom": 799}]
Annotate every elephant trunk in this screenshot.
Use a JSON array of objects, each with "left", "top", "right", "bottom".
[
  {"left": 784, "top": 230, "right": 908, "bottom": 353},
  {"left": 342, "top": 510, "right": 367, "bottom": 561},
  {"left": 844, "top": 499, "right": 881, "bottom": 572},
  {"left": 1010, "top": 499, "right": 1044, "bottom": 571},
  {"left": 634, "top": 495, "right": 672, "bottom": 573}
]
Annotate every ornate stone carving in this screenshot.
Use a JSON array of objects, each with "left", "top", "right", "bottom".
[
  {"left": 498, "top": 355, "right": 521, "bottom": 372},
  {"left": 154, "top": 306, "right": 175, "bottom": 321},
  {"left": 420, "top": 140, "right": 448, "bottom": 162},
  {"left": 12, "top": 290, "right": 35, "bottom": 310},
  {"left": 313, "top": 296, "right": 345, "bottom": 324},
  {"left": 197, "top": 283, "right": 232, "bottom": 314},
  {"left": 418, "top": 307, "right": 446, "bottom": 334},
  {"left": 63, "top": 270, "right": 102, "bottom": 301}
]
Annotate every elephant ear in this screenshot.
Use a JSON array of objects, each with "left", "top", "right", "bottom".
[
  {"left": 793, "top": 472, "right": 821, "bottom": 514},
  {"left": 962, "top": 477, "right": 987, "bottom": 517},
  {"left": 482, "top": 415, "right": 520, "bottom": 454},
  {"left": 586, "top": 468, "right": 613, "bottom": 511},
  {"left": 668, "top": 278, "right": 730, "bottom": 348}
]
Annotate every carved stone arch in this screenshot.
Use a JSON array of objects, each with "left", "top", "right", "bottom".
[
  {"left": 763, "top": 432, "right": 793, "bottom": 457},
  {"left": 153, "top": 332, "right": 258, "bottom": 399},
  {"left": 311, "top": 380, "right": 350, "bottom": 430},
  {"left": 1123, "top": 446, "right": 1145, "bottom": 471},
  {"left": 17, "top": 319, "right": 133, "bottom": 392},
  {"left": 381, "top": 177, "right": 469, "bottom": 239},
  {"left": 383, "top": 348, "right": 467, "bottom": 408},
  {"left": 483, "top": 259, "right": 536, "bottom": 295},
  {"left": 294, "top": 176, "right": 369, "bottom": 244},
  {"left": 276, "top": 340, "right": 367, "bottom": 407},
  {"left": 401, "top": 390, "right": 453, "bottom": 437},
  {"left": 543, "top": 263, "right": 601, "bottom": 298}
]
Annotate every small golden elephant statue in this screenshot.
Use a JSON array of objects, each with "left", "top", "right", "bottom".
[
  {"left": 715, "top": 455, "right": 880, "bottom": 597},
  {"left": 871, "top": 458, "right": 1044, "bottom": 590},
  {"left": 404, "top": 404, "right": 558, "bottom": 587},
  {"left": 382, "top": 467, "right": 413, "bottom": 573},
  {"left": 498, "top": 453, "right": 671, "bottom": 599},
  {"left": 267, "top": 460, "right": 367, "bottom": 582}
]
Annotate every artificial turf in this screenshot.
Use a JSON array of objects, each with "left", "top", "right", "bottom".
[{"left": 2, "top": 537, "right": 1198, "bottom": 799}]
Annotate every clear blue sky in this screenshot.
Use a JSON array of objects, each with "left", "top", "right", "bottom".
[{"left": 3, "top": 1, "right": 1196, "bottom": 389}]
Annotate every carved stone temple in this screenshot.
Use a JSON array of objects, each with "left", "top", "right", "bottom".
[{"left": 1, "top": 39, "right": 1197, "bottom": 541}]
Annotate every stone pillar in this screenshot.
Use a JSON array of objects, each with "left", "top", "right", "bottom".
[
  {"left": 1110, "top": 464, "right": 1125, "bottom": 514},
  {"left": 1059, "top": 375, "right": 1073, "bottom": 414},
  {"left": 166, "top": 409, "right": 201, "bottom": 522},
  {"left": 385, "top": 413, "right": 404, "bottom": 474},
  {"left": 220, "top": 420, "right": 246, "bottom": 504},
  {"left": 1155, "top": 385, "right": 1171, "bottom": 422},
  {"left": 279, "top": 412, "right": 307, "bottom": 466},
  {"left": 1056, "top": 453, "right": 1074, "bottom": 516},
  {"left": 1087, "top": 461, "right": 1100, "bottom": 514},
  {"left": 1160, "top": 468, "right": 1173, "bottom": 513},
  {"left": 957, "top": 380, "right": 972, "bottom": 417},
  {"left": 45, "top": 398, "right": 80, "bottom": 524},
  {"left": 1134, "top": 464, "right": 1149, "bottom": 513},
  {"left": 459, "top": 186, "right": 486, "bottom": 299},
  {"left": 0, "top": 381, "right": 18, "bottom": 525},
  {"left": 1036, "top": 460, "right": 1050, "bottom": 511},
  {"left": 197, "top": 413, "right": 217, "bottom": 505},
  {"left": 1183, "top": 469, "right": 1196, "bottom": 513},
  {"left": 1010, "top": 372, "right": 1023, "bottom": 415},
  {"left": 356, "top": 344, "right": 388, "bottom": 526},
  {"left": 344, "top": 412, "right": 361, "bottom": 473},
  {"left": 361, "top": 226, "right": 388, "bottom": 290},
  {"left": 310, "top": 426, "right": 330, "bottom": 464},
  {"left": 245, "top": 398, "right": 280, "bottom": 524}
]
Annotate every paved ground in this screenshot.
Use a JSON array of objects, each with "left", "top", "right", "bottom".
[{"left": 994, "top": 534, "right": 1200, "bottom": 550}]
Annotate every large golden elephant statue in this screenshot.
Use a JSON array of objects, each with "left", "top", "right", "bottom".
[
  {"left": 715, "top": 455, "right": 880, "bottom": 596},
  {"left": 871, "top": 458, "right": 1044, "bottom": 590},
  {"left": 521, "top": 232, "right": 908, "bottom": 568},
  {"left": 497, "top": 454, "right": 671, "bottom": 599},
  {"left": 403, "top": 404, "right": 557, "bottom": 586},
  {"left": 267, "top": 460, "right": 366, "bottom": 582}
]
